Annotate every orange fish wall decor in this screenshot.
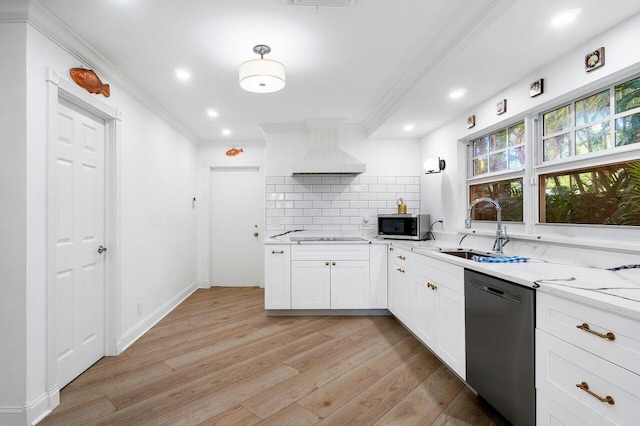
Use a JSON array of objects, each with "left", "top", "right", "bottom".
[
  {"left": 225, "top": 148, "right": 244, "bottom": 157},
  {"left": 70, "top": 68, "right": 110, "bottom": 97}
]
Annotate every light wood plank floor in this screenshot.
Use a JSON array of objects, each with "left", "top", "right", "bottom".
[{"left": 41, "top": 287, "right": 508, "bottom": 425}]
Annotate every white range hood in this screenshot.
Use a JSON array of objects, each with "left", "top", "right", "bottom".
[{"left": 291, "top": 121, "right": 366, "bottom": 176}]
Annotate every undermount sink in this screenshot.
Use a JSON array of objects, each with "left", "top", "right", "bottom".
[{"left": 438, "top": 248, "right": 506, "bottom": 260}]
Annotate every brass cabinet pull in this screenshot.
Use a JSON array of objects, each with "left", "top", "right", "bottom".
[
  {"left": 332, "top": 262, "right": 336, "bottom": 266},
  {"left": 576, "top": 382, "right": 615, "bottom": 405},
  {"left": 398, "top": 255, "right": 406, "bottom": 260},
  {"left": 576, "top": 323, "right": 615, "bottom": 341},
  {"left": 397, "top": 268, "right": 405, "bottom": 273},
  {"left": 271, "top": 250, "right": 284, "bottom": 254},
  {"left": 389, "top": 247, "right": 394, "bottom": 251},
  {"left": 325, "top": 262, "right": 330, "bottom": 266}
]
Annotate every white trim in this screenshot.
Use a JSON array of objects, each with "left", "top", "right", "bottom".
[
  {"left": 0, "top": 385, "right": 59, "bottom": 426},
  {"left": 44, "top": 67, "right": 121, "bottom": 417},
  {"left": 116, "top": 282, "right": 198, "bottom": 353}
]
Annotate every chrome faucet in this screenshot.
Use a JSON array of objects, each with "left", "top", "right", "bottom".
[{"left": 466, "top": 197, "right": 509, "bottom": 253}]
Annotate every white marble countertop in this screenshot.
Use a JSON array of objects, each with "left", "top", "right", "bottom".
[
  {"left": 264, "top": 233, "right": 640, "bottom": 320},
  {"left": 387, "top": 240, "right": 640, "bottom": 321}
]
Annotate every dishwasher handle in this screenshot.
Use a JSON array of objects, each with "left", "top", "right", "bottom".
[{"left": 469, "top": 282, "right": 521, "bottom": 304}]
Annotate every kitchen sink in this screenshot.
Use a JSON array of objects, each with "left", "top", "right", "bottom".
[{"left": 438, "top": 248, "right": 506, "bottom": 260}]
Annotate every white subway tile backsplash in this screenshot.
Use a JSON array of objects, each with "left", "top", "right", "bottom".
[
  {"left": 313, "top": 200, "right": 332, "bottom": 208},
  {"left": 350, "top": 200, "right": 369, "bottom": 209},
  {"left": 302, "top": 176, "right": 322, "bottom": 184},
  {"left": 322, "top": 176, "right": 341, "bottom": 184},
  {"left": 266, "top": 176, "right": 284, "bottom": 185},
  {"left": 331, "top": 200, "right": 349, "bottom": 208},
  {"left": 285, "top": 208, "right": 304, "bottom": 217},
  {"left": 396, "top": 176, "right": 416, "bottom": 184},
  {"left": 386, "top": 184, "right": 405, "bottom": 192},
  {"left": 359, "top": 192, "right": 378, "bottom": 201},
  {"left": 294, "top": 200, "right": 313, "bottom": 209},
  {"left": 285, "top": 193, "right": 304, "bottom": 200},
  {"left": 265, "top": 175, "right": 420, "bottom": 230},
  {"left": 358, "top": 176, "right": 378, "bottom": 184}
]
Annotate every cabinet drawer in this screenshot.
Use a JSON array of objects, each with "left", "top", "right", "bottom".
[
  {"left": 291, "top": 244, "right": 369, "bottom": 261},
  {"left": 536, "top": 330, "right": 640, "bottom": 426},
  {"left": 537, "top": 292, "right": 640, "bottom": 375},
  {"left": 391, "top": 247, "right": 413, "bottom": 268},
  {"left": 413, "top": 254, "right": 464, "bottom": 294}
]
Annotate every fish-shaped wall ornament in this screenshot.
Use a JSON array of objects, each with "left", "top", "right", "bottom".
[
  {"left": 69, "top": 68, "right": 110, "bottom": 97},
  {"left": 225, "top": 148, "right": 244, "bottom": 157}
]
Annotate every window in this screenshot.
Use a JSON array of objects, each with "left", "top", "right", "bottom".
[
  {"left": 540, "top": 160, "right": 640, "bottom": 225},
  {"left": 542, "top": 77, "right": 640, "bottom": 162},
  {"left": 538, "top": 75, "right": 640, "bottom": 226},
  {"left": 472, "top": 122, "right": 525, "bottom": 176},
  {"left": 468, "top": 122, "right": 525, "bottom": 222}
]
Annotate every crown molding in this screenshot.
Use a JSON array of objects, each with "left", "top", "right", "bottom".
[
  {"left": 24, "top": 0, "right": 200, "bottom": 145},
  {"left": 361, "top": 0, "right": 506, "bottom": 137}
]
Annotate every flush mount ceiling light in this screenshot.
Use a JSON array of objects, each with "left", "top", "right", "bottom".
[
  {"left": 239, "top": 45, "right": 286, "bottom": 93},
  {"left": 449, "top": 88, "right": 466, "bottom": 99}
]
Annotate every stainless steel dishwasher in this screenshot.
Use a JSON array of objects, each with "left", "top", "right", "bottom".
[{"left": 464, "top": 269, "right": 535, "bottom": 426}]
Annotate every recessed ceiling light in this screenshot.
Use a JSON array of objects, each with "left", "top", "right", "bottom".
[
  {"left": 174, "top": 68, "right": 191, "bottom": 81},
  {"left": 449, "top": 89, "right": 466, "bottom": 99},
  {"left": 550, "top": 9, "right": 581, "bottom": 27},
  {"left": 221, "top": 129, "right": 231, "bottom": 136},
  {"left": 206, "top": 109, "right": 218, "bottom": 117},
  {"left": 403, "top": 124, "right": 415, "bottom": 132}
]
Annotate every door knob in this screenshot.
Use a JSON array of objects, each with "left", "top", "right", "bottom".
[
  {"left": 254, "top": 232, "right": 259, "bottom": 237},
  {"left": 98, "top": 245, "right": 107, "bottom": 254}
]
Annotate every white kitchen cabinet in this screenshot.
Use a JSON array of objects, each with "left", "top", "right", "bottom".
[
  {"left": 386, "top": 246, "right": 397, "bottom": 314},
  {"left": 369, "top": 244, "right": 388, "bottom": 309},
  {"left": 536, "top": 292, "right": 640, "bottom": 425},
  {"left": 411, "top": 255, "right": 465, "bottom": 379},
  {"left": 289, "top": 244, "right": 379, "bottom": 310},
  {"left": 387, "top": 246, "right": 465, "bottom": 379},
  {"left": 264, "top": 246, "right": 291, "bottom": 309},
  {"left": 330, "top": 260, "right": 370, "bottom": 309},
  {"left": 291, "top": 260, "right": 331, "bottom": 309}
]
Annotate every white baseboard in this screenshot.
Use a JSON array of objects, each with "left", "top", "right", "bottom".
[
  {"left": 0, "top": 385, "right": 59, "bottom": 426},
  {"left": 115, "top": 281, "right": 198, "bottom": 353}
]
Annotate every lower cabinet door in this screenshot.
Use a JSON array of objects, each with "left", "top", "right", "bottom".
[
  {"left": 434, "top": 283, "right": 466, "bottom": 379},
  {"left": 291, "top": 261, "right": 331, "bottom": 309},
  {"left": 331, "top": 260, "right": 370, "bottom": 309},
  {"left": 394, "top": 267, "right": 415, "bottom": 327},
  {"left": 414, "top": 279, "right": 436, "bottom": 349},
  {"left": 264, "top": 246, "right": 291, "bottom": 309}
]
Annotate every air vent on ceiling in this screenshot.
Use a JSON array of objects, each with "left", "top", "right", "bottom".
[{"left": 284, "top": 0, "right": 357, "bottom": 8}]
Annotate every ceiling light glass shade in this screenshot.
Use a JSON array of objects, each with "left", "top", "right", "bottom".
[{"left": 239, "top": 59, "right": 286, "bottom": 93}]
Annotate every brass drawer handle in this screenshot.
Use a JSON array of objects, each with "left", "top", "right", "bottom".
[
  {"left": 576, "top": 382, "right": 615, "bottom": 405},
  {"left": 271, "top": 250, "right": 284, "bottom": 254},
  {"left": 398, "top": 255, "right": 406, "bottom": 260},
  {"left": 576, "top": 323, "right": 615, "bottom": 341},
  {"left": 427, "top": 282, "right": 437, "bottom": 291},
  {"left": 397, "top": 268, "right": 405, "bottom": 273},
  {"left": 389, "top": 247, "right": 394, "bottom": 251},
  {"left": 332, "top": 262, "right": 336, "bottom": 266},
  {"left": 326, "top": 262, "right": 330, "bottom": 266}
]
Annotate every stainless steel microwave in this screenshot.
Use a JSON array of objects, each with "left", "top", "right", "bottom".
[{"left": 377, "top": 214, "right": 430, "bottom": 240}]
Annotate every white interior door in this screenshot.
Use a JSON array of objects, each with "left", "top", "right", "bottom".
[
  {"left": 55, "top": 99, "right": 106, "bottom": 388},
  {"left": 210, "top": 167, "right": 262, "bottom": 286}
]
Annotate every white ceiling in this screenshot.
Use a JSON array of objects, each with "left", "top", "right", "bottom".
[{"left": 38, "top": 0, "right": 640, "bottom": 141}]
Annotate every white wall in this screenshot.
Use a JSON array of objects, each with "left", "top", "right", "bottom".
[
  {"left": 421, "top": 12, "right": 640, "bottom": 246},
  {"left": 1, "top": 15, "right": 198, "bottom": 425},
  {"left": 0, "top": 21, "right": 28, "bottom": 414}
]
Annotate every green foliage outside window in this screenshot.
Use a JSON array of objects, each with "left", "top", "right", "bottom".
[
  {"left": 469, "top": 178, "right": 523, "bottom": 222},
  {"left": 541, "top": 160, "right": 640, "bottom": 225}
]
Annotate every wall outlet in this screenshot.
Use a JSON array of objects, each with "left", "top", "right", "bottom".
[{"left": 137, "top": 301, "right": 142, "bottom": 316}]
